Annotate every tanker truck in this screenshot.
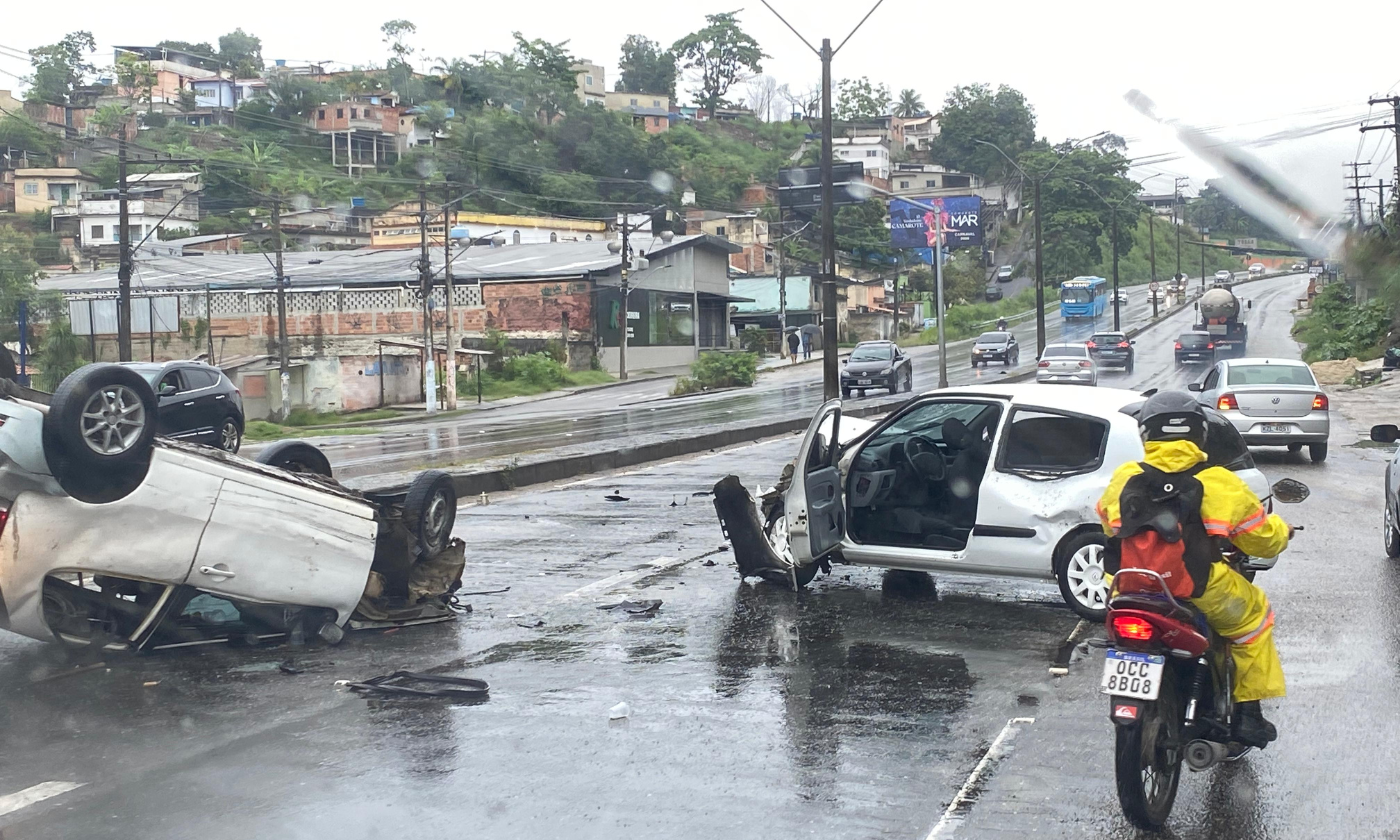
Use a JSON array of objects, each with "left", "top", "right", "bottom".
[{"left": 1195, "top": 286, "right": 1250, "bottom": 359}]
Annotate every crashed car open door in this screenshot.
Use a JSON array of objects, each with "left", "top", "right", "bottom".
[{"left": 785, "top": 400, "right": 846, "bottom": 568}]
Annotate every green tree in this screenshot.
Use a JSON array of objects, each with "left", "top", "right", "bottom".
[
  {"left": 617, "top": 35, "right": 677, "bottom": 97},
  {"left": 835, "top": 198, "right": 894, "bottom": 266},
  {"left": 930, "top": 83, "right": 1037, "bottom": 181},
  {"left": 672, "top": 11, "right": 766, "bottom": 117},
  {"left": 218, "top": 29, "right": 264, "bottom": 77},
  {"left": 894, "top": 89, "right": 925, "bottom": 118},
  {"left": 511, "top": 33, "right": 578, "bottom": 124},
  {"left": 25, "top": 31, "right": 97, "bottom": 105},
  {"left": 90, "top": 104, "right": 134, "bottom": 138},
  {"left": 113, "top": 52, "right": 157, "bottom": 110},
  {"left": 37, "top": 318, "right": 87, "bottom": 391},
  {"left": 1021, "top": 145, "right": 1141, "bottom": 280},
  {"left": 1187, "top": 181, "right": 1275, "bottom": 240},
  {"left": 834, "top": 77, "right": 890, "bottom": 121},
  {"left": 381, "top": 20, "right": 417, "bottom": 64}
]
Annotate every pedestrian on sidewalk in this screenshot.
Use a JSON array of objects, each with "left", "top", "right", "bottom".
[
  {"left": 787, "top": 330, "right": 800, "bottom": 363},
  {"left": 802, "top": 331, "right": 812, "bottom": 360}
]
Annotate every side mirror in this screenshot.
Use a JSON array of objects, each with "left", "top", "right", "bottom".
[
  {"left": 1187, "top": 382, "right": 1203, "bottom": 392},
  {"left": 1247, "top": 300, "right": 1253, "bottom": 309},
  {"left": 159, "top": 383, "right": 178, "bottom": 397},
  {"left": 1270, "top": 478, "right": 1309, "bottom": 504},
  {"left": 1129, "top": 340, "right": 1137, "bottom": 345},
  {"left": 1371, "top": 424, "right": 1400, "bottom": 443}
]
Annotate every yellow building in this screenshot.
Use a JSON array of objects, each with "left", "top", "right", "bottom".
[
  {"left": 14, "top": 168, "right": 97, "bottom": 215},
  {"left": 370, "top": 205, "right": 607, "bottom": 249}
]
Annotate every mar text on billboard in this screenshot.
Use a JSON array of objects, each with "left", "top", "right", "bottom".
[{"left": 889, "top": 196, "right": 983, "bottom": 250}]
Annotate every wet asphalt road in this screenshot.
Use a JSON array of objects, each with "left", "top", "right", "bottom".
[
  {"left": 306, "top": 282, "right": 1179, "bottom": 482},
  {"left": 2, "top": 272, "right": 1384, "bottom": 839}
]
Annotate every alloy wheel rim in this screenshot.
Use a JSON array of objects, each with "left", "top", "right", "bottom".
[
  {"left": 1065, "top": 543, "right": 1107, "bottom": 609},
  {"left": 767, "top": 511, "right": 794, "bottom": 565},
  {"left": 423, "top": 491, "right": 450, "bottom": 546},
  {"left": 80, "top": 385, "right": 146, "bottom": 455},
  {"left": 221, "top": 422, "right": 239, "bottom": 450}
]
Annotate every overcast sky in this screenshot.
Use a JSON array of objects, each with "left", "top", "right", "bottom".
[{"left": 4, "top": 0, "right": 1397, "bottom": 218}]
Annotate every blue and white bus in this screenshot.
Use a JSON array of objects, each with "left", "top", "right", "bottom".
[{"left": 1060, "top": 276, "right": 1108, "bottom": 319}]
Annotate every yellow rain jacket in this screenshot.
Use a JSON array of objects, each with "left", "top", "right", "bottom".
[{"left": 1097, "top": 439, "right": 1289, "bottom": 702}]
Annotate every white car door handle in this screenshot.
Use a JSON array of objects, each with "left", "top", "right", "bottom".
[
  {"left": 199, "top": 564, "right": 235, "bottom": 578},
  {"left": 183, "top": 401, "right": 195, "bottom": 406}
]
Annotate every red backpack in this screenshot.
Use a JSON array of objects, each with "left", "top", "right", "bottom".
[{"left": 1105, "top": 464, "right": 1217, "bottom": 599}]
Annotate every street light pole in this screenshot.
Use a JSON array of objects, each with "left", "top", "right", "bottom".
[
  {"left": 1111, "top": 207, "right": 1120, "bottom": 330},
  {"left": 819, "top": 37, "right": 838, "bottom": 400},
  {"left": 934, "top": 211, "right": 947, "bottom": 387}
]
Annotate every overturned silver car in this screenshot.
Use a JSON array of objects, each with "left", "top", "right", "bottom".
[{"left": 0, "top": 364, "right": 464, "bottom": 651}]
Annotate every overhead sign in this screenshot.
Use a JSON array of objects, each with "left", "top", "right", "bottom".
[
  {"left": 889, "top": 196, "right": 983, "bottom": 250},
  {"left": 778, "top": 162, "right": 870, "bottom": 209},
  {"left": 1234, "top": 238, "right": 1258, "bottom": 249}
]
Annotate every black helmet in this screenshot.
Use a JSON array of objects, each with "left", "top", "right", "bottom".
[{"left": 1138, "top": 390, "right": 1207, "bottom": 446}]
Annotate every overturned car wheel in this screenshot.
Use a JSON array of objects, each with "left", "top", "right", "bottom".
[
  {"left": 44, "top": 364, "right": 158, "bottom": 502},
  {"left": 764, "top": 504, "right": 819, "bottom": 588},
  {"left": 255, "top": 440, "right": 334, "bottom": 477},
  {"left": 403, "top": 470, "right": 457, "bottom": 557}
]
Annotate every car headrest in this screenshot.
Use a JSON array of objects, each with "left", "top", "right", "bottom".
[{"left": 942, "top": 417, "right": 970, "bottom": 449}]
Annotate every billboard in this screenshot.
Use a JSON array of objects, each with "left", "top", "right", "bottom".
[{"left": 889, "top": 196, "right": 983, "bottom": 250}]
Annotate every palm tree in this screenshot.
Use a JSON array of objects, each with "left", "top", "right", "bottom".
[
  {"left": 90, "top": 104, "right": 133, "bottom": 138},
  {"left": 894, "top": 89, "right": 925, "bottom": 119}
]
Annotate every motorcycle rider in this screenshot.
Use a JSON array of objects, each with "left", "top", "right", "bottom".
[
  {"left": 996, "top": 317, "right": 1008, "bottom": 331},
  {"left": 1097, "top": 391, "right": 1291, "bottom": 748}
]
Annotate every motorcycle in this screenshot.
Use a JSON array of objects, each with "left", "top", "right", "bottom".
[{"left": 1101, "top": 477, "right": 1308, "bottom": 830}]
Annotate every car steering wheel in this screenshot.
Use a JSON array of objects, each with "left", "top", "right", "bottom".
[{"left": 903, "top": 435, "right": 947, "bottom": 481}]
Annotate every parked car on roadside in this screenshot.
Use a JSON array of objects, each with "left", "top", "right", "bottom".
[
  {"left": 971, "top": 331, "right": 1019, "bottom": 367},
  {"left": 1189, "top": 357, "right": 1330, "bottom": 462},
  {"left": 984, "top": 284, "right": 1004, "bottom": 302},
  {"left": 1087, "top": 331, "right": 1135, "bottom": 373},
  {"left": 996, "top": 265, "right": 1015, "bottom": 282},
  {"left": 0, "top": 364, "right": 464, "bottom": 651},
  {"left": 1369, "top": 423, "right": 1400, "bottom": 556},
  {"left": 1249, "top": 262, "right": 1266, "bottom": 276},
  {"left": 711, "top": 384, "right": 1277, "bottom": 620},
  {"left": 122, "top": 361, "right": 244, "bottom": 453},
  {"left": 841, "top": 341, "right": 913, "bottom": 398},
  {"left": 1174, "top": 330, "right": 1215, "bottom": 366},
  {"left": 1037, "top": 343, "right": 1097, "bottom": 386}
]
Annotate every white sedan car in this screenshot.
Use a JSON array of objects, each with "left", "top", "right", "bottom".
[
  {"left": 713, "top": 384, "right": 1276, "bottom": 619},
  {"left": 1037, "top": 343, "right": 1098, "bottom": 386},
  {"left": 0, "top": 364, "right": 462, "bottom": 651},
  {"left": 1189, "top": 357, "right": 1330, "bottom": 462}
]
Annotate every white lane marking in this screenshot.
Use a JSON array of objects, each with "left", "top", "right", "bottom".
[
  {"left": 552, "top": 555, "right": 695, "bottom": 603},
  {"left": 923, "top": 717, "right": 1035, "bottom": 840},
  {"left": 0, "top": 781, "right": 84, "bottom": 818}
]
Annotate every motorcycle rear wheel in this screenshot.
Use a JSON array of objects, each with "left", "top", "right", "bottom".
[{"left": 1115, "top": 669, "right": 1183, "bottom": 830}]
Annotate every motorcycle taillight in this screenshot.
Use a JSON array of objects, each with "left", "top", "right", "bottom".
[{"left": 1111, "top": 614, "right": 1156, "bottom": 642}]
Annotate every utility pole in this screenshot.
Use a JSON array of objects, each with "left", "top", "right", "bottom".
[
  {"left": 1111, "top": 207, "right": 1121, "bottom": 330},
  {"left": 775, "top": 190, "right": 787, "bottom": 357},
  {"left": 618, "top": 214, "right": 631, "bottom": 380},
  {"left": 1148, "top": 209, "right": 1157, "bottom": 286},
  {"left": 819, "top": 37, "right": 838, "bottom": 400},
  {"left": 1363, "top": 96, "right": 1400, "bottom": 219},
  {"left": 1345, "top": 161, "right": 1370, "bottom": 225},
  {"left": 1369, "top": 180, "right": 1389, "bottom": 225},
  {"left": 418, "top": 182, "right": 437, "bottom": 413},
  {"left": 1173, "top": 176, "right": 1187, "bottom": 288},
  {"left": 1033, "top": 177, "right": 1045, "bottom": 355},
  {"left": 205, "top": 283, "right": 214, "bottom": 363},
  {"left": 934, "top": 211, "right": 947, "bottom": 388},
  {"left": 117, "top": 137, "right": 132, "bottom": 361},
  {"left": 442, "top": 184, "right": 457, "bottom": 410},
  {"left": 271, "top": 200, "right": 290, "bottom": 420}
]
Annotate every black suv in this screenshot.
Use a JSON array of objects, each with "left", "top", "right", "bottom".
[
  {"left": 122, "top": 361, "right": 245, "bottom": 452},
  {"left": 841, "top": 341, "right": 913, "bottom": 397},
  {"left": 1087, "top": 331, "right": 1134, "bottom": 373},
  {"left": 1174, "top": 331, "right": 1214, "bottom": 366},
  {"left": 970, "top": 331, "right": 1019, "bottom": 367}
]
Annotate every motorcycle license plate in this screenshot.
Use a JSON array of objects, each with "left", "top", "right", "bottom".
[
  {"left": 1261, "top": 424, "right": 1290, "bottom": 434},
  {"left": 1101, "top": 649, "right": 1165, "bottom": 700}
]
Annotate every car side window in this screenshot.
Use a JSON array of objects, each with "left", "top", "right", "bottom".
[
  {"left": 185, "top": 369, "right": 219, "bottom": 389},
  {"left": 1202, "top": 368, "right": 1220, "bottom": 390},
  {"left": 158, "top": 370, "right": 183, "bottom": 394},
  {"left": 998, "top": 408, "right": 1109, "bottom": 476}
]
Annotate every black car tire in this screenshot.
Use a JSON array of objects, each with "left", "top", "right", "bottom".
[
  {"left": 1309, "top": 443, "right": 1328, "bottom": 463},
  {"left": 842, "top": 389, "right": 851, "bottom": 399},
  {"left": 1287, "top": 443, "right": 1303, "bottom": 454},
  {"left": 903, "top": 370, "right": 913, "bottom": 392},
  {"left": 971, "top": 359, "right": 979, "bottom": 368},
  {"left": 1384, "top": 501, "right": 1400, "bottom": 558},
  {"left": 403, "top": 470, "right": 457, "bottom": 557},
  {"left": 217, "top": 416, "right": 242, "bottom": 453},
  {"left": 254, "top": 440, "right": 334, "bottom": 477},
  {"left": 45, "top": 363, "right": 158, "bottom": 473}
]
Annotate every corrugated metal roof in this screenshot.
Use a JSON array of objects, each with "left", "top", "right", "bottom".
[{"left": 38, "top": 234, "right": 737, "bottom": 293}]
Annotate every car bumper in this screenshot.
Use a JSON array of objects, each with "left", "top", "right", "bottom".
[
  {"left": 1091, "top": 351, "right": 1131, "bottom": 367},
  {"left": 842, "top": 374, "right": 894, "bottom": 389},
  {"left": 972, "top": 352, "right": 1010, "bottom": 362},
  {"left": 1225, "top": 412, "right": 1330, "bottom": 444},
  {"left": 1176, "top": 352, "right": 1212, "bottom": 364},
  {"left": 1037, "top": 372, "right": 1096, "bottom": 384}
]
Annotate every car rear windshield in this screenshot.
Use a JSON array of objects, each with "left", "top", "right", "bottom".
[
  {"left": 1089, "top": 334, "right": 1124, "bottom": 345},
  {"left": 1227, "top": 364, "right": 1316, "bottom": 386},
  {"left": 850, "top": 345, "right": 893, "bottom": 361},
  {"left": 1177, "top": 333, "right": 1211, "bottom": 348},
  {"left": 1042, "top": 345, "right": 1087, "bottom": 358},
  {"left": 976, "top": 332, "right": 1009, "bottom": 344}
]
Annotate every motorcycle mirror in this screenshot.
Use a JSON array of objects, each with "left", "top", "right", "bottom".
[
  {"left": 1371, "top": 423, "right": 1400, "bottom": 443},
  {"left": 1271, "top": 478, "right": 1309, "bottom": 504},
  {"left": 1187, "top": 382, "right": 1202, "bottom": 392}
]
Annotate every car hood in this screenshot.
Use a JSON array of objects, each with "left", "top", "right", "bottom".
[{"left": 974, "top": 342, "right": 1011, "bottom": 351}]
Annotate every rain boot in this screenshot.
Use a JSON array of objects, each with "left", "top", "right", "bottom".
[{"left": 1233, "top": 700, "right": 1278, "bottom": 748}]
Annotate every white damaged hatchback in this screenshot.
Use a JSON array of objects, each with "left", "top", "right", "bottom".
[
  {"left": 0, "top": 364, "right": 464, "bottom": 651},
  {"left": 713, "top": 383, "right": 1272, "bottom": 620}
]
